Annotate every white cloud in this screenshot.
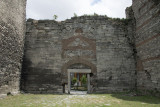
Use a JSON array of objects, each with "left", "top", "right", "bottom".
[{"left": 26, "top": 0, "right": 132, "bottom": 21}]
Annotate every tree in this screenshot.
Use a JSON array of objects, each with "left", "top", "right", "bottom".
[
  {"left": 72, "top": 77, "right": 77, "bottom": 85},
  {"left": 80, "top": 75, "right": 87, "bottom": 85},
  {"left": 53, "top": 15, "right": 58, "bottom": 20},
  {"left": 94, "top": 12, "right": 98, "bottom": 16},
  {"left": 74, "top": 13, "right": 77, "bottom": 17}
]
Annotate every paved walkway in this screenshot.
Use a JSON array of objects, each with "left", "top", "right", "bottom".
[{"left": 70, "top": 90, "right": 87, "bottom": 95}]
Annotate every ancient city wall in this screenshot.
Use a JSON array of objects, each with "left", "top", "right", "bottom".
[
  {"left": 0, "top": 0, "right": 26, "bottom": 97},
  {"left": 1, "top": 0, "right": 159, "bottom": 96},
  {"left": 21, "top": 19, "right": 63, "bottom": 93},
  {"left": 132, "top": 0, "right": 160, "bottom": 95},
  {"left": 22, "top": 16, "right": 136, "bottom": 93}
]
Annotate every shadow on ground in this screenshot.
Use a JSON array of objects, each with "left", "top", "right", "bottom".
[{"left": 110, "top": 93, "right": 160, "bottom": 104}]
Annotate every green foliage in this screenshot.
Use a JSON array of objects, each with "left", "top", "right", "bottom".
[
  {"left": 72, "top": 77, "right": 77, "bottom": 84},
  {"left": 94, "top": 12, "right": 98, "bottom": 16},
  {"left": 104, "top": 15, "right": 108, "bottom": 17},
  {"left": 53, "top": 15, "right": 58, "bottom": 20},
  {"left": 107, "top": 17, "right": 132, "bottom": 25},
  {"left": 83, "top": 14, "right": 88, "bottom": 16},
  {"left": 74, "top": 13, "right": 131, "bottom": 26},
  {"left": 80, "top": 75, "right": 87, "bottom": 84},
  {"left": 74, "top": 13, "right": 78, "bottom": 17},
  {"left": 82, "top": 12, "right": 100, "bottom": 17}
]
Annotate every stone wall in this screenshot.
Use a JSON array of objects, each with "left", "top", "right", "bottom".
[
  {"left": 132, "top": 0, "right": 160, "bottom": 95},
  {"left": 0, "top": 0, "right": 159, "bottom": 96},
  {"left": 21, "top": 20, "right": 62, "bottom": 93},
  {"left": 95, "top": 17, "right": 136, "bottom": 93},
  {"left": 0, "top": 0, "right": 26, "bottom": 97},
  {"left": 22, "top": 16, "right": 136, "bottom": 93}
]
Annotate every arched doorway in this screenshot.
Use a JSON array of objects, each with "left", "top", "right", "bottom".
[
  {"left": 68, "top": 68, "right": 91, "bottom": 94},
  {"left": 61, "top": 58, "right": 97, "bottom": 94}
]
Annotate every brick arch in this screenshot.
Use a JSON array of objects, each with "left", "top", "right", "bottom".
[
  {"left": 62, "top": 35, "right": 96, "bottom": 50},
  {"left": 61, "top": 58, "right": 97, "bottom": 80},
  {"left": 75, "top": 28, "right": 83, "bottom": 33},
  {"left": 62, "top": 35, "right": 96, "bottom": 58}
]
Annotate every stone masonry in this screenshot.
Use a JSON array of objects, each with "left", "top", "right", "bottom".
[
  {"left": 0, "top": 0, "right": 160, "bottom": 96},
  {"left": 21, "top": 17, "right": 136, "bottom": 93},
  {"left": 0, "top": 0, "right": 26, "bottom": 97},
  {"left": 132, "top": 0, "right": 160, "bottom": 95}
]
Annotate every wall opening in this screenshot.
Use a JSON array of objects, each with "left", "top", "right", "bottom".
[{"left": 67, "top": 69, "right": 91, "bottom": 94}]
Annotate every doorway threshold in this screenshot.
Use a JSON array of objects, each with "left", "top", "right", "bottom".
[{"left": 70, "top": 90, "right": 87, "bottom": 95}]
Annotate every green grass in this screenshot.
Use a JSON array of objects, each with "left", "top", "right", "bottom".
[{"left": 0, "top": 94, "right": 160, "bottom": 107}]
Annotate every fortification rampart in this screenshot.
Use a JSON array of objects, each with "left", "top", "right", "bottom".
[
  {"left": 21, "top": 16, "right": 136, "bottom": 93},
  {"left": 0, "top": 0, "right": 160, "bottom": 97},
  {"left": 132, "top": 0, "right": 160, "bottom": 95},
  {"left": 0, "top": 0, "right": 26, "bottom": 97}
]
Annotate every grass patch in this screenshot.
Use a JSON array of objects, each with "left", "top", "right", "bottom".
[{"left": 0, "top": 94, "right": 160, "bottom": 107}]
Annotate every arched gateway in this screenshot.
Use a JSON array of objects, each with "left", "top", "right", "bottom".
[
  {"left": 62, "top": 58, "right": 97, "bottom": 93},
  {"left": 21, "top": 17, "right": 138, "bottom": 94},
  {"left": 61, "top": 28, "right": 97, "bottom": 93}
]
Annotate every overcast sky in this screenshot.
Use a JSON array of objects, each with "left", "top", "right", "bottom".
[{"left": 26, "top": 0, "right": 132, "bottom": 21}]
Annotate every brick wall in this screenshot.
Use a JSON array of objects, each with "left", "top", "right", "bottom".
[{"left": 132, "top": 0, "right": 160, "bottom": 95}]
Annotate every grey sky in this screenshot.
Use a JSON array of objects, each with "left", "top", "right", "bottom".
[{"left": 26, "top": 0, "right": 132, "bottom": 21}]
